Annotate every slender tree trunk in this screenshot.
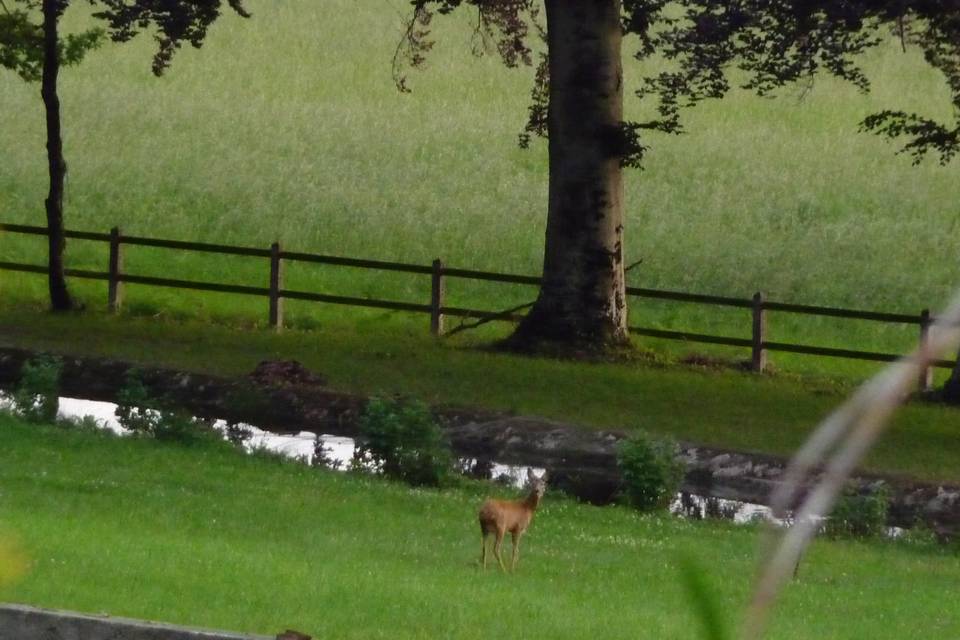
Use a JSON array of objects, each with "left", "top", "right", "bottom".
[
  {"left": 41, "top": 0, "right": 75, "bottom": 312},
  {"left": 507, "top": 0, "right": 627, "bottom": 350}
]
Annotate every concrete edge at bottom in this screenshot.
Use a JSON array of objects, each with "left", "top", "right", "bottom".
[{"left": 0, "top": 603, "right": 275, "bottom": 640}]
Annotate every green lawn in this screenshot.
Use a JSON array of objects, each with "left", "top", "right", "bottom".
[
  {"left": 4, "top": 7, "right": 959, "bottom": 634},
  {"left": 1, "top": 0, "right": 958, "bottom": 380},
  {"left": 1, "top": 415, "right": 958, "bottom": 639},
  {"left": 3, "top": 305, "right": 960, "bottom": 485}
]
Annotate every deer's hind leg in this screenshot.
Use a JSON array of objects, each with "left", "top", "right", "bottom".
[{"left": 480, "top": 531, "right": 489, "bottom": 570}]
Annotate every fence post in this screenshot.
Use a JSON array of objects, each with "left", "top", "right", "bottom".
[
  {"left": 751, "top": 291, "right": 767, "bottom": 373},
  {"left": 430, "top": 258, "right": 445, "bottom": 336},
  {"left": 269, "top": 242, "right": 284, "bottom": 332},
  {"left": 108, "top": 226, "right": 123, "bottom": 313},
  {"left": 918, "top": 308, "right": 933, "bottom": 392}
]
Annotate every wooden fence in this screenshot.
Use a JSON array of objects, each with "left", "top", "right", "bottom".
[{"left": 1, "top": 222, "right": 952, "bottom": 389}]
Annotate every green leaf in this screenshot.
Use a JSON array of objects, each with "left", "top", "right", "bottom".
[{"left": 679, "top": 556, "right": 730, "bottom": 640}]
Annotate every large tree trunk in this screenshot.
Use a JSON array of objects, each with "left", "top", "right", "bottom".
[
  {"left": 508, "top": 0, "right": 627, "bottom": 350},
  {"left": 41, "top": 0, "right": 75, "bottom": 312}
]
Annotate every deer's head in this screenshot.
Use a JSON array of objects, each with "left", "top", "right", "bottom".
[{"left": 526, "top": 468, "right": 548, "bottom": 500}]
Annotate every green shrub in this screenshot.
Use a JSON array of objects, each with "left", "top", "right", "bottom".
[
  {"left": 824, "top": 484, "right": 890, "bottom": 539},
  {"left": 354, "top": 397, "right": 453, "bottom": 487},
  {"left": 114, "top": 371, "right": 221, "bottom": 446},
  {"left": 896, "top": 520, "right": 940, "bottom": 548},
  {"left": 114, "top": 371, "right": 160, "bottom": 436},
  {"left": 151, "top": 411, "right": 214, "bottom": 444},
  {"left": 249, "top": 442, "right": 304, "bottom": 465},
  {"left": 617, "top": 431, "right": 686, "bottom": 512},
  {"left": 56, "top": 414, "right": 112, "bottom": 435},
  {"left": 12, "top": 355, "right": 62, "bottom": 424},
  {"left": 221, "top": 384, "right": 270, "bottom": 445},
  {"left": 312, "top": 434, "right": 342, "bottom": 470},
  {"left": 224, "top": 421, "right": 254, "bottom": 447}
]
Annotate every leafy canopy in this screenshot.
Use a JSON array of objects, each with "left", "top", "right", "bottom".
[
  {"left": 0, "top": 0, "right": 104, "bottom": 81},
  {"left": 94, "top": 0, "right": 250, "bottom": 75},
  {"left": 397, "top": 0, "right": 960, "bottom": 165},
  {"left": 0, "top": 0, "right": 249, "bottom": 81}
]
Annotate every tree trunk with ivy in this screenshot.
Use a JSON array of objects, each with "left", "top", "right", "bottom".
[
  {"left": 507, "top": 0, "right": 628, "bottom": 351},
  {"left": 41, "top": 0, "right": 75, "bottom": 312}
]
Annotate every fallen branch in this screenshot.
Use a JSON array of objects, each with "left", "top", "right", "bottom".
[{"left": 444, "top": 301, "right": 535, "bottom": 337}]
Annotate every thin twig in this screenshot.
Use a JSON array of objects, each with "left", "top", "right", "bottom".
[
  {"left": 796, "top": 75, "right": 815, "bottom": 103},
  {"left": 391, "top": 1, "right": 429, "bottom": 92},
  {"left": 469, "top": 5, "right": 490, "bottom": 57}
]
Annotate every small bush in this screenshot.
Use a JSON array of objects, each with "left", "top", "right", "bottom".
[
  {"left": 115, "top": 371, "right": 160, "bottom": 436},
  {"left": 151, "top": 411, "right": 212, "bottom": 444},
  {"left": 617, "top": 431, "right": 685, "bottom": 512},
  {"left": 224, "top": 421, "right": 254, "bottom": 447},
  {"left": 249, "top": 442, "right": 306, "bottom": 465},
  {"left": 353, "top": 397, "right": 453, "bottom": 487},
  {"left": 312, "top": 434, "right": 342, "bottom": 470},
  {"left": 58, "top": 414, "right": 113, "bottom": 435},
  {"left": 12, "top": 355, "right": 62, "bottom": 424},
  {"left": 824, "top": 484, "right": 890, "bottom": 539},
  {"left": 114, "top": 371, "right": 221, "bottom": 446},
  {"left": 896, "top": 520, "right": 940, "bottom": 548},
  {"left": 222, "top": 384, "right": 272, "bottom": 441}
]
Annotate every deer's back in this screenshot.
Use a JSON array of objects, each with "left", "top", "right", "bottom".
[{"left": 479, "top": 498, "right": 532, "bottom": 533}]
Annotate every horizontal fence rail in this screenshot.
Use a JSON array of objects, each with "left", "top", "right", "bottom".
[
  {"left": 625, "top": 286, "right": 755, "bottom": 309},
  {"left": 1, "top": 222, "right": 953, "bottom": 387}
]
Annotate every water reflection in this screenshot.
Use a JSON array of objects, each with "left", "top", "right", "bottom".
[{"left": 4, "top": 394, "right": 771, "bottom": 524}]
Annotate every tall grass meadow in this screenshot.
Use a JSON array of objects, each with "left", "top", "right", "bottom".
[{"left": 1, "top": 1, "right": 957, "bottom": 376}]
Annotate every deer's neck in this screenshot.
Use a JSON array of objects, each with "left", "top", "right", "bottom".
[{"left": 523, "top": 491, "right": 542, "bottom": 512}]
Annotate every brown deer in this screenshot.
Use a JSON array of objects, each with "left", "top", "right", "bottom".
[{"left": 478, "top": 468, "right": 548, "bottom": 572}]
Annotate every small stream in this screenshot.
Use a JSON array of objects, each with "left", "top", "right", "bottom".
[{"left": 4, "top": 394, "right": 780, "bottom": 526}]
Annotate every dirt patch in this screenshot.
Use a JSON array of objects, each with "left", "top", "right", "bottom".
[
  {"left": 248, "top": 360, "right": 328, "bottom": 388},
  {"left": 680, "top": 353, "right": 745, "bottom": 370}
]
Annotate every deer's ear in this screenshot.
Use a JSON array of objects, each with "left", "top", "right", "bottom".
[
  {"left": 527, "top": 468, "right": 536, "bottom": 482},
  {"left": 540, "top": 471, "right": 549, "bottom": 483}
]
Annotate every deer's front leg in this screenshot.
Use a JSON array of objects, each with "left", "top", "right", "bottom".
[{"left": 510, "top": 532, "right": 521, "bottom": 572}]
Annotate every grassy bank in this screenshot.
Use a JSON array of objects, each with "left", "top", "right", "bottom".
[
  {"left": 3, "top": 305, "right": 960, "bottom": 485},
  {"left": 2, "top": 0, "right": 959, "bottom": 378},
  {"left": 1, "top": 415, "right": 958, "bottom": 639}
]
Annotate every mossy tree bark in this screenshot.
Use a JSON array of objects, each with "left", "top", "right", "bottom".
[{"left": 508, "top": 0, "right": 628, "bottom": 351}]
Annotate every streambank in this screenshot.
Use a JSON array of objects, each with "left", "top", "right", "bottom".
[{"left": 1, "top": 346, "right": 957, "bottom": 536}]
